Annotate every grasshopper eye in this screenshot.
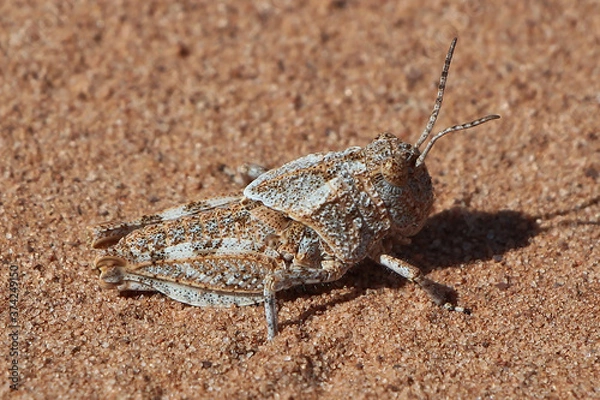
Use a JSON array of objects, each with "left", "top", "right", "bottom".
[
  {"left": 380, "top": 142, "right": 415, "bottom": 187},
  {"left": 381, "top": 157, "right": 410, "bottom": 187}
]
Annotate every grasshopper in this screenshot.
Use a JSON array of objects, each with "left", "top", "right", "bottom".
[{"left": 90, "top": 38, "right": 499, "bottom": 340}]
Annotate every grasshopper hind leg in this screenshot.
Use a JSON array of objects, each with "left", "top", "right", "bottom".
[{"left": 95, "top": 256, "right": 263, "bottom": 308}]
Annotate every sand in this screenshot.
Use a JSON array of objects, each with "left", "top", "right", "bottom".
[{"left": 1, "top": 1, "right": 598, "bottom": 398}]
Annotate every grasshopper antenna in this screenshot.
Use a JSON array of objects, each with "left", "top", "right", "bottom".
[
  {"left": 415, "top": 115, "right": 500, "bottom": 167},
  {"left": 414, "top": 37, "right": 500, "bottom": 167},
  {"left": 414, "top": 38, "right": 457, "bottom": 150}
]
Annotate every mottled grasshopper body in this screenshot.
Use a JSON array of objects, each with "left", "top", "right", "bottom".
[{"left": 90, "top": 38, "right": 499, "bottom": 339}]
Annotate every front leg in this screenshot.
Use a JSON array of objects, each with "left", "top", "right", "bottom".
[
  {"left": 263, "top": 258, "right": 352, "bottom": 340},
  {"left": 377, "top": 254, "right": 470, "bottom": 314}
]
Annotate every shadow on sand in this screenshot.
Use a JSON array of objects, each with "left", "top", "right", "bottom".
[{"left": 281, "top": 207, "right": 540, "bottom": 329}]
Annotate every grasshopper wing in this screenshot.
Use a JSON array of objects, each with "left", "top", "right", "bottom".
[{"left": 90, "top": 196, "right": 242, "bottom": 248}]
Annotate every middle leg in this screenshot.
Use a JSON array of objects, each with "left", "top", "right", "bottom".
[{"left": 262, "top": 258, "right": 352, "bottom": 340}]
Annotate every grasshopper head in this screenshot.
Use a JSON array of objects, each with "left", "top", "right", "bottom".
[
  {"left": 365, "top": 109, "right": 499, "bottom": 238},
  {"left": 365, "top": 108, "right": 500, "bottom": 236},
  {"left": 366, "top": 132, "right": 434, "bottom": 238},
  {"left": 365, "top": 38, "right": 500, "bottom": 238}
]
